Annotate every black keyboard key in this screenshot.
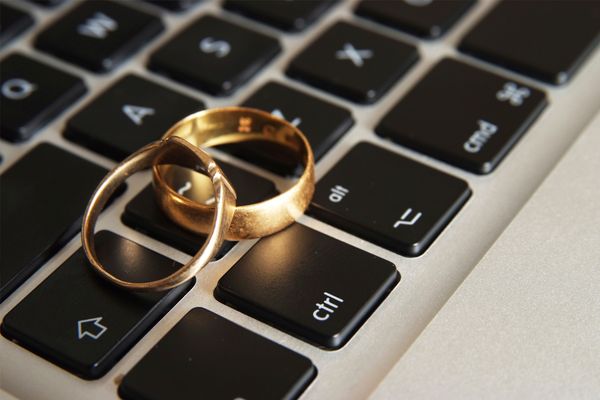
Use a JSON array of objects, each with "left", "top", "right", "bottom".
[
  {"left": 1, "top": 231, "right": 193, "bottom": 379},
  {"left": 376, "top": 58, "right": 547, "bottom": 174},
  {"left": 26, "top": 0, "right": 66, "bottom": 7},
  {"left": 355, "top": 0, "right": 475, "bottom": 39},
  {"left": 224, "top": 81, "right": 353, "bottom": 175},
  {"left": 122, "top": 160, "right": 276, "bottom": 255},
  {"left": 0, "top": 3, "right": 34, "bottom": 48},
  {"left": 0, "top": 144, "right": 114, "bottom": 302},
  {"left": 35, "top": 1, "right": 164, "bottom": 73},
  {"left": 144, "top": 0, "right": 201, "bottom": 12},
  {"left": 216, "top": 224, "right": 399, "bottom": 349},
  {"left": 119, "top": 308, "right": 316, "bottom": 400},
  {"left": 287, "top": 21, "right": 418, "bottom": 103},
  {"left": 65, "top": 74, "right": 203, "bottom": 161},
  {"left": 149, "top": 15, "right": 281, "bottom": 96},
  {"left": 310, "top": 143, "right": 471, "bottom": 256},
  {"left": 122, "top": 185, "right": 233, "bottom": 257},
  {"left": 0, "top": 53, "right": 86, "bottom": 143},
  {"left": 459, "top": 1, "right": 600, "bottom": 85},
  {"left": 224, "top": 0, "right": 336, "bottom": 32}
]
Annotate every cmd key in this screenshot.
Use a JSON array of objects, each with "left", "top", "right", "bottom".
[
  {"left": 65, "top": 74, "right": 204, "bottom": 161},
  {"left": 216, "top": 223, "right": 399, "bottom": 349},
  {"left": 122, "top": 159, "right": 276, "bottom": 256},
  {"left": 376, "top": 58, "right": 547, "bottom": 174},
  {"left": 0, "top": 144, "right": 116, "bottom": 302},
  {"left": 459, "top": 1, "right": 600, "bottom": 85},
  {"left": 149, "top": 15, "right": 281, "bottom": 96},
  {"left": 35, "top": 0, "right": 164, "bottom": 73},
  {"left": 355, "top": 0, "right": 475, "bottom": 39},
  {"left": 287, "top": 21, "right": 419, "bottom": 104},
  {"left": 1, "top": 231, "right": 193, "bottom": 379},
  {"left": 309, "top": 143, "right": 471, "bottom": 256},
  {"left": 224, "top": 0, "right": 337, "bottom": 32},
  {"left": 0, "top": 53, "right": 87, "bottom": 143},
  {"left": 119, "top": 308, "right": 316, "bottom": 400}
]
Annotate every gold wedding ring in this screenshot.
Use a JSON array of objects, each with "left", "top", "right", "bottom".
[
  {"left": 153, "top": 107, "right": 315, "bottom": 240},
  {"left": 81, "top": 136, "right": 236, "bottom": 291}
]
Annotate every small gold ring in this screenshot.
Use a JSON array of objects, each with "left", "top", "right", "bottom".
[
  {"left": 81, "top": 136, "right": 236, "bottom": 291},
  {"left": 152, "top": 107, "right": 315, "bottom": 240}
]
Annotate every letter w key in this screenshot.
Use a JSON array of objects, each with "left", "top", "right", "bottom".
[
  {"left": 35, "top": 1, "right": 164, "bottom": 72},
  {"left": 78, "top": 12, "right": 117, "bottom": 39}
]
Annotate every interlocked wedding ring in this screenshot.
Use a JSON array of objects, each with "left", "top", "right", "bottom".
[
  {"left": 81, "top": 136, "right": 236, "bottom": 291},
  {"left": 153, "top": 107, "right": 315, "bottom": 240}
]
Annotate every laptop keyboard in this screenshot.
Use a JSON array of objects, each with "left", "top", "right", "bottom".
[{"left": 1, "top": 1, "right": 599, "bottom": 399}]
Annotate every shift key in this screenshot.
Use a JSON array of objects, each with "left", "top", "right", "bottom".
[
  {"left": 1, "top": 231, "right": 193, "bottom": 379},
  {"left": 216, "top": 223, "right": 399, "bottom": 349},
  {"left": 0, "top": 143, "right": 114, "bottom": 302}
]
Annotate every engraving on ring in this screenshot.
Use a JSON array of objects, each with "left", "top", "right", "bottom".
[{"left": 238, "top": 117, "right": 252, "bottom": 132}]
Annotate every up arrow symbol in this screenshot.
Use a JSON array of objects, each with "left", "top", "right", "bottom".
[{"left": 77, "top": 317, "right": 108, "bottom": 340}]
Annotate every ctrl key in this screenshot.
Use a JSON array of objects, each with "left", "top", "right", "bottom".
[
  {"left": 119, "top": 308, "right": 316, "bottom": 400},
  {"left": 0, "top": 231, "right": 193, "bottom": 380},
  {"left": 216, "top": 224, "right": 400, "bottom": 349}
]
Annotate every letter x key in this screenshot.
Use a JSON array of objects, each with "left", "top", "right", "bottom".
[
  {"left": 335, "top": 43, "right": 373, "bottom": 67},
  {"left": 287, "top": 21, "right": 418, "bottom": 103}
]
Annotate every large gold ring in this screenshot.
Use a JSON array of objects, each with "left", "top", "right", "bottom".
[
  {"left": 81, "top": 136, "right": 236, "bottom": 291},
  {"left": 152, "top": 107, "right": 315, "bottom": 240}
]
